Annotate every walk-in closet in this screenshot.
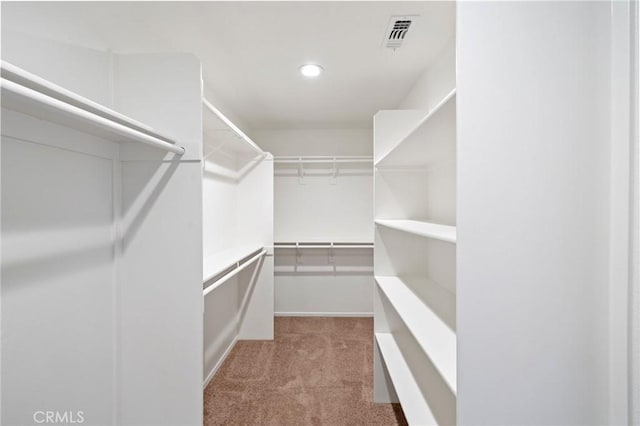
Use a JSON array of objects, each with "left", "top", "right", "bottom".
[{"left": 1, "top": 2, "right": 638, "bottom": 426}]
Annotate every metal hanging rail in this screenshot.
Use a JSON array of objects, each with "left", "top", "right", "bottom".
[
  {"left": 274, "top": 242, "right": 373, "bottom": 273},
  {"left": 274, "top": 242, "right": 374, "bottom": 249},
  {"left": 203, "top": 248, "right": 267, "bottom": 296},
  {"left": 273, "top": 155, "right": 373, "bottom": 164},
  {"left": 273, "top": 156, "right": 373, "bottom": 184},
  {"left": 1, "top": 61, "right": 185, "bottom": 155}
]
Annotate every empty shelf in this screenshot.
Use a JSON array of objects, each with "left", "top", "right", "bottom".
[
  {"left": 375, "top": 333, "right": 438, "bottom": 426},
  {"left": 375, "top": 89, "right": 456, "bottom": 169},
  {"left": 376, "top": 276, "right": 457, "bottom": 394},
  {"left": 203, "top": 97, "right": 264, "bottom": 156},
  {"left": 375, "top": 220, "right": 456, "bottom": 243},
  {"left": 203, "top": 245, "right": 264, "bottom": 283}
]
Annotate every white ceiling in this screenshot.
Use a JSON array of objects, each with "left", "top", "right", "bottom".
[{"left": 1, "top": 2, "right": 455, "bottom": 130}]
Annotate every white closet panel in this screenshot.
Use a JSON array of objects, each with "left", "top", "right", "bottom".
[
  {"left": 1, "top": 128, "right": 116, "bottom": 426},
  {"left": 373, "top": 35, "right": 457, "bottom": 425},
  {"left": 1, "top": 34, "right": 204, "bottom": 426}
]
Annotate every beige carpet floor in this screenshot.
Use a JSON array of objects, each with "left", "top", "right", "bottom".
[{"left": 204, "top": 317, "right": 407, "bottom": 426}]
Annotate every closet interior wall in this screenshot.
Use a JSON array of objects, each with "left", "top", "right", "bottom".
[
  {"left": 1, "top": 32, "right": 204, "bottom": 425},
  {"left": 456, "top": 2, "right": 631, "bottom": 424},
  {"left": 202, "top": 99, "right": 274, "bottom": 387},
  {"left": 256, "top": 129, "right": 374, "bottom": 316}
]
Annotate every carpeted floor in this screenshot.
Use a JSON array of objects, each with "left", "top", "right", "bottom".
[{"left": 203, "top": 317, "right": 407, "bottom": 426}]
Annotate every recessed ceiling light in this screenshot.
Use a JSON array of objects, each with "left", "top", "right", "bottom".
[{"left": 299, "top": 64, "right": 324, "bottom": 78}]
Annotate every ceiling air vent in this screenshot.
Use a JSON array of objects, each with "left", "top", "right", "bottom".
[{"left": 383, "top": 16, "right": 416, "bottom": 50}]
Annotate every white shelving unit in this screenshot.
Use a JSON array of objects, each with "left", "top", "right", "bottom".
[{"left": 373, "top": 51, "right": 457, "bottom": 424}]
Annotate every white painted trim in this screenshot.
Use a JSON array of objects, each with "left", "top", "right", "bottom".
[
  {"left": 202, "top": 336, "right": 238, "bottom": 390},
  {"left": 609, "top": 2, "right": 635, "bottom": 424},
  {"left": 275, "top": 312, "right": 373, "bottom": 317}
]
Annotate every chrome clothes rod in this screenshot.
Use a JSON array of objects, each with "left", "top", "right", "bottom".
[
  {"left": 2, "top": 60, "right": 173, "bottom": 143},
  {"left": 273, "top": 156, "right": 373, "bottom": 164},
  {"left": 1, "top": 78, "right": 185, "bottom": 155},
  {"left": 274, "top": 242, "right": 374, "bottom": 249},
  {"left": 203, "top": 249, "right": 266, "bottom": 296}
]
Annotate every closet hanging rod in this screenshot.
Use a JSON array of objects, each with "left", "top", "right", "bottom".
[
  {"left": 202, "top": 98, "right": 265, "bottom": 155},
  {"left": 1, "top": 60, "right": 181, "bottom": 148},
  {"left": 273, "top": 156, "right": 373, "bottom": 164},
  {"left": 203, "top": 249, "right": 267, "bottom": 296},
  {"left": 1, "top": 78, "right": 185, "bottom": 155},
  {"left": 274, "top": 242, "right": 374, "bottom": 249}
]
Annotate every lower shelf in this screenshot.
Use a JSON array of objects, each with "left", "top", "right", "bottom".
[
  {"left": 375, "top": 276, "right": 457, "bottom": 393},
  {"left": 375, "top": 332, "right": 437, "bottom": 426}
]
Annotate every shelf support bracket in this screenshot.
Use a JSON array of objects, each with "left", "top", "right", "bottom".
[
  {"left": 298, "top": 158, "right": 305, "bottom": 185},
  {"left": 330, "top": 242, "right": 336, "bottom": 274},
  {"left": 330, "top": 157, "right": 337, "bottom": 185}
]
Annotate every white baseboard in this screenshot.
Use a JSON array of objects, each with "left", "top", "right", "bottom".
[
  {"left": 202, "top": 336, "right": 238, "bottom": 390},
  {"left": 275, "top": 311, "right": 373, "bottom": 317}
]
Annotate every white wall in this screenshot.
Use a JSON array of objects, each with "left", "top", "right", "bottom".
[
  {"left": 399, "top": 36, "right": 455, "bottom": 111},
  {"left": 1, "top": 116, "right": 117, "bottom": 426},
  {"left": 457, "top": 2, "right": 613, "bottom": 424},
  {"left": 256, "top": 128, "right": 372, "bottom": 157},
  {"left": 255, "top": 129, "right": 374, "bottom": 316},
  {"left": 1, "top": 30, "right": 114, "bottom": 107},
  {"left": 631, "top": 3, "right": 640, "bottom": 424}
]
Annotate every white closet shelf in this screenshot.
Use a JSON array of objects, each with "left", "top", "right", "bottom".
[
  {"left": 1, "top": 61, "right": 184, "bottom": 155},
  {"left": 375, "top": 220, "right": 456, "bottom": 243},
  {"left": 203, "top": 97, "right": 264, "bottom": 156},
  {"left": 375, "top": 88, "right": 456, "bottom": 169},
  {"left": 376, "top": 276, "right": 457, "bottom": 394},
  {"left": 375, "top": 333, "right": 438, "bottom": 426},
  {"left": 203, "top": 245, "right": 264, "bottom": 284}
]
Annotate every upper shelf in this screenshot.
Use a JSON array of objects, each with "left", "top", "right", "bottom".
[
  {"left": 375, "top": 89, "right": 456, "bottom": 169},
  {"left": 202, "top": 98, "right": 267, "bottom": 179},
  {"left": 375, "top": 219, "right": 456, "bottom": 243},
  {"left": 1, "top": 61, "right": 184, "bottom": 155},
  {"left": 203, "top": 98, "right": 264, "bottom": 157}
]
